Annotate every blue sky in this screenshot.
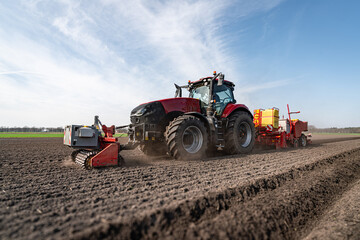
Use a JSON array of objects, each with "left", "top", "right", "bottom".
[{"left": 0, "top": 0, "right": 359, "bottom": 128}]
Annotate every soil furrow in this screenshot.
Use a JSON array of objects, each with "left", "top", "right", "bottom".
[
  {"left": 74, "top": 149, "right": 360, "bottom": 239},
  {"left": 302, "top": 179, "right": 360, "bottom": 239},
  {"left": 1, "top": 136, "right": 360, "bottom": 240}
]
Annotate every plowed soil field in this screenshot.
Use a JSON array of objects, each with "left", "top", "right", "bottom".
[{"left": 1, "top": 134, "right": 360, "bottom": 239}]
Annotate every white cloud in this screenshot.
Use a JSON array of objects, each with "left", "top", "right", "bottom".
[
  {"left": 237, "top": 78, "right": 291, "bottom": 94},
  {"left": 0, "top": 0, "right": 284, "bottom": 127}
]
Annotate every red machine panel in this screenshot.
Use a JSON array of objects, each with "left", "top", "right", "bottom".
[
  {"left": 158, "top": 98, "right": 201, "bottom": 114},
  {"left": 292, "top": 120, "right": 308, "bottom": 138},
  {"left": 91, "top": 143, "right": 119, "bottom": 167}
]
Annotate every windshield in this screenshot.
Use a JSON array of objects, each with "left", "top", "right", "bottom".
[
  {"left": 189, "top": 85, "right": 209, "bottom": 105},
  {"left": 213, "top": 84, "right": 235, "bottom": 104}
]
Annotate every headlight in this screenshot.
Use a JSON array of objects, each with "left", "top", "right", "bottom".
[{"left": 134, "top": 107, "right": 148, "bottom": 116}]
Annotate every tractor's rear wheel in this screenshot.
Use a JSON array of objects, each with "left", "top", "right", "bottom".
[
  {"left": 139, "top": 142, "right": 167, "bottom": 156},
  {"left": 224, "top": 111, "right": 255, "bottom": 154},
  {"left": 166, "top": 115, "right": 208, "bottom": 160}
]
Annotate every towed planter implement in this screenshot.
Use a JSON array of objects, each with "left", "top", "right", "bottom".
[{"left": 253, "top": 104, "right": 311, "bottom": 149}]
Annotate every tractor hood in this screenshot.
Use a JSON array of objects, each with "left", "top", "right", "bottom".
[
  {"left": 130, "top": 98, "right": 201, "bottom": 125},
  {"left": 130, "top": 101, "right": 165, "bottom": 125},
  {"left": 156, "top": 98, "right": 201, "bottom": 114}
]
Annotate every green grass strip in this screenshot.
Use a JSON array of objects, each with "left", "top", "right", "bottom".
[
  {"left": 0, "top": 133, "right": 63, "bottom": 138},
  {"left": 114, "top": 133, "right": 128, "bottom": 137}
]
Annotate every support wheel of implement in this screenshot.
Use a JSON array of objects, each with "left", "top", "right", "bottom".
[
  {"left": 293, "top": 139, "right": 299, "bottom": 148},
  {"left": 166, "top": 115, "right": 208, "bottom": 160},
  {"left": 224, "top": 111, "right": 255, "bottom": 154},
  {"left": 71, "top": 150, "right": 81, "bottom": 161},
  {"left": 299, "top": 134, "right": 307, "bottom": 147},
  {"left": 139, "top": 142, "right": 167, "bottom": 156},
  {"left": 75, "top": 150, "right": 98, "bottom": 169}
]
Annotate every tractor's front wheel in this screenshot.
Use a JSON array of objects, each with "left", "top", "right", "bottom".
[
  {"left": 166, "top": 115, "right": 208, "bottom": 160},
  {"left": 224, "top": 111, "right": 255, "bottom": 154}
]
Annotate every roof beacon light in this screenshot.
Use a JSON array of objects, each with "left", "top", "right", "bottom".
[{"left": 213, "top": 71, "right": 216, "bottom": 75}]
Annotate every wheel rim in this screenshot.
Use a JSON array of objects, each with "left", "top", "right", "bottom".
[
  {"left": 238, "top": 122, "right": 252, "bottom": 147},
  {"left": 182, "top": 126, "right": 203, "bottom": 153},
  {"left": 301, "top": 136, "right": 306, "bottom": 146},
  {"left": 84, "top": 155, "right": 93, "bottom": 169}
]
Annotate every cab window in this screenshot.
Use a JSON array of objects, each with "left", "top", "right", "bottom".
[
  {"left": 213, "top": 84, "right": 235, "bottom": 115},
  {"left": 189, "top": 85, "right": 209, "bottom": 106}
]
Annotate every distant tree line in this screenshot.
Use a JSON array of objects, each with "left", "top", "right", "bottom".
[
  {"left": 116, "top": 128, "right": 128, "bottom": 133},
  {"left": 0, "top": 126, "right": 128, "bottom": 134},
  {"left": 0, "top": 127, "right": 64, "bottom": 132},
  {"left": 308, "top": 126, "right": 360, "bottom": 134}
]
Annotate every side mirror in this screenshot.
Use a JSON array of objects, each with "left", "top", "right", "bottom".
[
  {"left": 218, "top": 73, "right": 224, "bottom": 86},
  {"left": 174, "top": 83, "right": 182, "bottom": 97}
]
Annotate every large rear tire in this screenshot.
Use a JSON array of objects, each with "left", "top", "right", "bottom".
[
  {"left": 224, "top": 111, "right": 255, "bottom": 154},
  {"left": 166, "top": 115, "right": 208, "bottom": 160}
]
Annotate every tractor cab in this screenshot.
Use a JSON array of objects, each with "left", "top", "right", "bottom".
[{"left": 187, "top": 74, "right": 236, "bottom": 116}]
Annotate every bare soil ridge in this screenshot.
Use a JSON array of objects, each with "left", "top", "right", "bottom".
[
  {"left": 74, "top": 149, "right": 360, "bottom": 239},
  {"left": 0, "top": 135, "right": 360, "bottom": 239},
  {"left": 303, "top": 178, "right": 360, "bottom": 239}
]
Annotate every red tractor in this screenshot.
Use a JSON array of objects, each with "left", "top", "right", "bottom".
[
  {"left": 65, "top": 71, "right": 255, "bottom": 168},
  {"left": 128, "top": 71, "right": 255, "bottom": 160}
]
